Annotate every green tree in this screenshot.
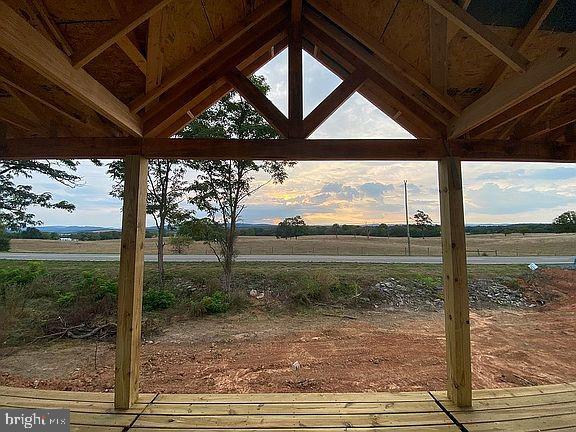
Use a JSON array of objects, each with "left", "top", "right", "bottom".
[
  {"left": 413, "top": 210, "right": 433, "bottom": 238},
  {"left": 553, "top": 210, "right": 576, "bottom": 232},
  {"left": 0, "top": 228, "right": 9, "bottom": 252},
  {"left": 108, "top": 160, "right": 193, "bottom": 278},
  {"left": 276, "top": 216, "right": 307, "bottom": 239},
  {"left": 179, "top": 75, "right": 295, "bottom": 291},
  {"left": 0, "top": 160, "right": 82, "bottom": 230}
]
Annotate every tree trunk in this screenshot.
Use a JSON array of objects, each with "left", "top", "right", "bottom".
[{"left": 157, "top": 219, "right": 165, "bottom": 280}]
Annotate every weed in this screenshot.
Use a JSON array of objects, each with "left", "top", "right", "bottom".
[{"left": 143, "top": 288, "right": 176, "bottom": 312}]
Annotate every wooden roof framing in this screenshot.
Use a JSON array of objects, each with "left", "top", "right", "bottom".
[{"left": 0, "top": 0, "right": 573, "bottom": 153}]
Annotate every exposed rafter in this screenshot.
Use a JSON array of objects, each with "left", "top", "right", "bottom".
[
  {"left": 0, "top": 1, "right": 141, "bottom": 136},
  {"left": 142, "top": 14, "right": 288, "bottom": 137},
  {"left": 288, "top": 0, "right": 304, "bottom": 138},
  {"left": 511, "top": 99, "right": 558, "bottom": 139},
  {"left": 423, "top": 0, "right": 530, "bottom": 73},
  {"left": 309, "top": 0, "right": 460, "bottom": 116},
  {"left": 159, "top": 43, "right": 287, "bottom": 138},
  {"left": 71, "top": 0, "right": 172, "bottom": 68},
  {"left": 226, "top": 69, "right": 291, "bottom": 138},
  {"left": 482, "top": 0, "right": 559, "bottom": 93},
  {"left": 145, "top": 10, "right": 165, "bottom": 105},
  {"left": 304, "top": 8, "right": 453, "bottom": 127},
  {"left": 429, "top": 8, "right": 447, "bottom": 94},
  {"left": 304, "top": 20, "right": 446, "bottom": 138},
  {"left": 450, "top": 48, "right": 576, "bottom": 138},
  {"left": 469, "top": 70, "right": 576, "bottom": 137},
  {"left": 29, "top": 0, "right": 73, "bottom": 56},
  {"left": 117, "top": 36, "right": 147, "bottom": 74},
  {"left": 516, "top": 111, "right": 576, "bottom": 140},
  {"left": 129, "top": 0, "right": 288, "bottom": 113},
  {"left": 303, "top": 70, "right": 365, "bottom": 137},
  {"left": 303, "top": 40, "right": 434, "bottom": 138}
]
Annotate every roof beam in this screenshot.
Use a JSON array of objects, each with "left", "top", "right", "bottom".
[
  {"left": 226, "top": 69, "right": 291, "bottom": 138},
  {"left": 516, "top": 111, "right": 576, "bottom": 140},
  {"left": 482, "top": 0, "right": 558, "bottom": 92},
  {"left": 129, "top": 0, "right": 287, "bottom": 113},
  {"left": 29, "top": 0, "right": 73, "bottom": 56},
  {"left": 0, "top": 1, "right": 141, "bottom": 136},
  {"left": 429, "top": 8, "right": 447, "bottom": 93},
  {"left": 142, "top": 14, "right": 288, "bottom": 137},
  {"left": 423, "top": 0, "right": 530, "bottom": 73},
  {"left": 145, "top": 10, "right": 165, "bottom": 105},
  {"left": 468, "top": 70, "right": 576, "bottom": 137},
  {"left": 450, "top": 48, "right": 576, "bottom": 138},
  {"left": 71, "top": 0, "right": 172, "bottom": 68},
  {"left": 304, "top": 20, "right": 446, "bottom": 138},
  {"left": 1, "top": 138, "right": 573, "bottom": 162},
  {"left": 303, "top": 70, "right": 365, "bottom": 137},
  {"left": 288, "top": 0, "right": 304, "bottom": 138},
  {"left": 159, "top": 43, "right": 286, "bottom": 138},
  {"left": 308, "top": 0, "right": 460, "bottom": 116},
  {"left": 304, "top": 8, "right": 453, "bottom": 126},
  {"left": 117, "top": 35, "right": 147, "bottom": 74},
  {"left": 302, "top": 40, "right": 433, "bottom": 138}
]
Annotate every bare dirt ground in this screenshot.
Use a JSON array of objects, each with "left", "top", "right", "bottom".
[
  {"left": 10, "top": 232, "right": 576, "bottom": 256},
  {"left": 0, "top": 268, "right": 575, "bottom": 394}
]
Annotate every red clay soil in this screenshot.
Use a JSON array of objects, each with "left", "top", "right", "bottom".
[{"left": 1, "top": 268, "right": 575, "bottom": 394}]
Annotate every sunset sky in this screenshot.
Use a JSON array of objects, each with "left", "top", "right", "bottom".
[{"left": 23, "top": 50, "right": 576, "bottom": 227}]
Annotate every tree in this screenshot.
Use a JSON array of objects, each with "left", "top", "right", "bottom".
[
  {"left": 413, "top": 210, "right": 433, "bottom": 238},
  {"left": 179, "top": 75, "right": 295, "bottom": 291},
  {"left": 0, "top": 160, "right": 82, "bottom": 230},
  {"left": 108, "top": 159, "right": 193, "bottom": 278},
  {"left": 330, "top": 223, "right": 340, "bottom": 239},
  {"left": 0, "top": 228, "right": 9, "bottom": 252},
  {"left": 553, "top": 211, "right": 576, "bottom": 232},
  {"left": 276, "top": 216, "right": 307, "bottom": 239}
]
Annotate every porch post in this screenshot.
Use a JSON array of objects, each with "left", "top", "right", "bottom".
[
  {"left": 438, "top": 157, "right": 472, "bottom": 407},
  {"left": 114, "top": 155, "right": 148, "bottom": 409}
]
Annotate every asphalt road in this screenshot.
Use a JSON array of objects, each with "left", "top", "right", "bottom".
[{"left": 0, "top": 253, "right": 574, "bottom": 265}]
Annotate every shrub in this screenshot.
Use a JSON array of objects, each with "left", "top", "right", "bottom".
[
  {"left": 76, "top": 271, "right": 118, "bottom": 300},
  {"left": 0, "top": 262, "right": 45, "bottom": 286},
  {"left": 189, "top": 290, "right": 230, "bottom": 316},
  {"left": 143, "top": 288, "right": 175, "bottom": 311},
  {"left": 330, "top": 280, "right": 359, "bottom": 298},
  {"left": 201, "top": 290, "right": 229, "bottom": 314},
  {"left": 290, "top": 274, "right": 330, "bottom": 306},
  {"left": 56, "top": 291, "right": 76, "bottom": 306},
  {"left": 0, "top": 235, "right": 9, "bottom": 252}
]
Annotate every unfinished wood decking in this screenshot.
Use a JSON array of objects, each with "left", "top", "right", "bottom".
[{"left": 1, "top": 383, "right": 576, "bottom": 431}]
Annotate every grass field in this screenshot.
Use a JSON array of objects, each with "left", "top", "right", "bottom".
[{"left": 8, "top": 233, "right": 576, "bottom": 256}]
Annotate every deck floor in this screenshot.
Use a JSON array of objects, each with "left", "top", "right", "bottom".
[{"left": 1, "top": 383, "right": 576, "bottom": 431}]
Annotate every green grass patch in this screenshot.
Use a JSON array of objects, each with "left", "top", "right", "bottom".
[{"left": 0, "top": 260, "right": 529, "bottom": 345}]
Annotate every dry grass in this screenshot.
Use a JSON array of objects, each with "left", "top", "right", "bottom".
[{"left": 9, "top": 232, "right": 576, "bottom": 256}]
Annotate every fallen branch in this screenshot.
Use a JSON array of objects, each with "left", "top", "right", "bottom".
[{"left": 68, "top": 323, "right": 116, "bottom": 339}]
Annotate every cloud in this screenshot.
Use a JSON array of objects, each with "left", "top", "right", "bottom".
[
  {"left": 477, "top": 167, "right": 576, "bottom": 181},
  {"left": 359, "top": 182, "right": 395, "bottom": 198},
  {"left": 465, "top": 183, "right": 576, "bottom": 215}
]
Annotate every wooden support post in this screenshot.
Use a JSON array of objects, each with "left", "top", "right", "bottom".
[
  {"left": 438, "top": 157, "right": 472, "bottom": 407},
  {"left": 114, "top": 155, "right": 148, "bottom": 410}
]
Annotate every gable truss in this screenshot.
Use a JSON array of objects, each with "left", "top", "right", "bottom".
[{"left": 0, "top": 0, "right": 573, "bottom": 144}]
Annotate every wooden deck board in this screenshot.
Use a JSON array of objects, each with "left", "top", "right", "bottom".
[{"left": 1, "top": 384, "right": 575, "bottom": 431}]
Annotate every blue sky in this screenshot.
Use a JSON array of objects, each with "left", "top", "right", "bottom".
[{"left": 23, "top": 51, "right": 576, "bottom": 227}]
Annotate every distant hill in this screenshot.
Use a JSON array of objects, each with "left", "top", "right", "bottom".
[
  {"left": 38, "top": 223, "right": 275, "bottom": 234},
  {"left": 37, "top": 226, "right": 118, "bottom": 234}
]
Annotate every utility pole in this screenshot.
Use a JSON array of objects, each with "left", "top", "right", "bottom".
[{"left": 404, "top": 180, "right": 411, "bottom": 256}]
